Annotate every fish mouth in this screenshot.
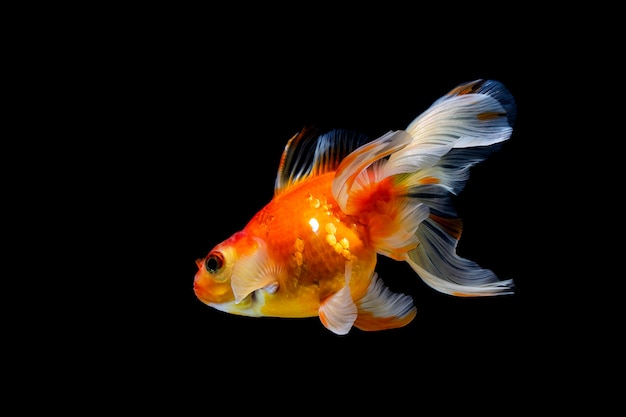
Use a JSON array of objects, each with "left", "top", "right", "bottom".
[
  {"left": 193, "top": 278, "right": 211, "bottom": 305},
  {"left": 193, "top": 270, "right": 216, "bottom": 305}
]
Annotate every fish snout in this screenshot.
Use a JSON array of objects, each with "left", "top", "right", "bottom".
[
  {"left": 193, "top": 270, "right": 211, "bottom": 303},
  {"left": 193, "top": 269, "right": 234, "bottom": 304}
]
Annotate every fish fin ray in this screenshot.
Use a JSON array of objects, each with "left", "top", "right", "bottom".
[
  {"left": 318, "top": 261, "right": 357, "bottom": 335},
  {"left": 275, "top": 127, "right": 370, "bottom": 196},
  {"left": 402, "top": 145, "right": 504, "bottom": 197},
  {"left": 318, "top": 285, "right": 357, "bottom": 335},
  {"left": 440, "top": 78, "right": 516, "bottom": 127},
  {"left": 405, "top": 216, "right": 514, "bottom": 296},
  {"left": 354, "top": 272, "right": 417, "bottom": 331},
  {"left": 384, "top": 79, "right": 516, "bottom": 178},
  {"left": 230, "top": 238, "right": 282, "bottom": 303},
  {"left": 332, "top": 130, "right": 412, "bottom": 211}
]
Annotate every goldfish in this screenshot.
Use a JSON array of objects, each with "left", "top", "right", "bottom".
[{"left": 194, "top": 79, "right": 516, "bottom": 335}]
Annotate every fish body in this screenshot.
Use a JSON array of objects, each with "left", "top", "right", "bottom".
[{"left": 194, "top": 79, "right": 517, "bottom": 335}]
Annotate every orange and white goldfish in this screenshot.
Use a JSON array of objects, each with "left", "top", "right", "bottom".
[{"left": 194, "top": 79, "right": 516, "bottom": 335}]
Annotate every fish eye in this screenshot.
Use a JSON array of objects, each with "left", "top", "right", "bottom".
[{"left": 205, "top": 252, "right": 224, "bottom": 274}]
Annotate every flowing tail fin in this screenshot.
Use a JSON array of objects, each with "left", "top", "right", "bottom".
[{"left": 332, "top": 79, "right": 516, "bottom": 297}]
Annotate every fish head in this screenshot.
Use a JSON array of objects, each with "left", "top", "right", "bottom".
[
  {"left": 193, "top": 231, "right": 262, "bottom": 312},
  {"left": 193, "top": 242, "right": 238, "bottom": 305}
]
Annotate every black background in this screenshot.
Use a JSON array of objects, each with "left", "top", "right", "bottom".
[
  {"left": 8, "top": 2, "right": 614, "bottom": 412},
  {"left": 50, "top": 10, "right": 577, "bottom": 409}
]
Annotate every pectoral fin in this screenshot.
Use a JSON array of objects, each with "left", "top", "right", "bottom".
[{"left": 230, "top": 238, "right": 282, "bottom": 303}]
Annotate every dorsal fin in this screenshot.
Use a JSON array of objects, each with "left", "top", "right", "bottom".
[{"left": 274, "top": 126, "right": 371, "bottom": 196}]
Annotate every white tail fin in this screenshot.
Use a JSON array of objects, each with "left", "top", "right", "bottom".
[{"left": 332, "top": 79, "right": 516, "bottom": 296}]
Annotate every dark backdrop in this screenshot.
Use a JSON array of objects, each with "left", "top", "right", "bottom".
[{"left": 73, "top": 14, "right": 569, "bottom": 410}]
